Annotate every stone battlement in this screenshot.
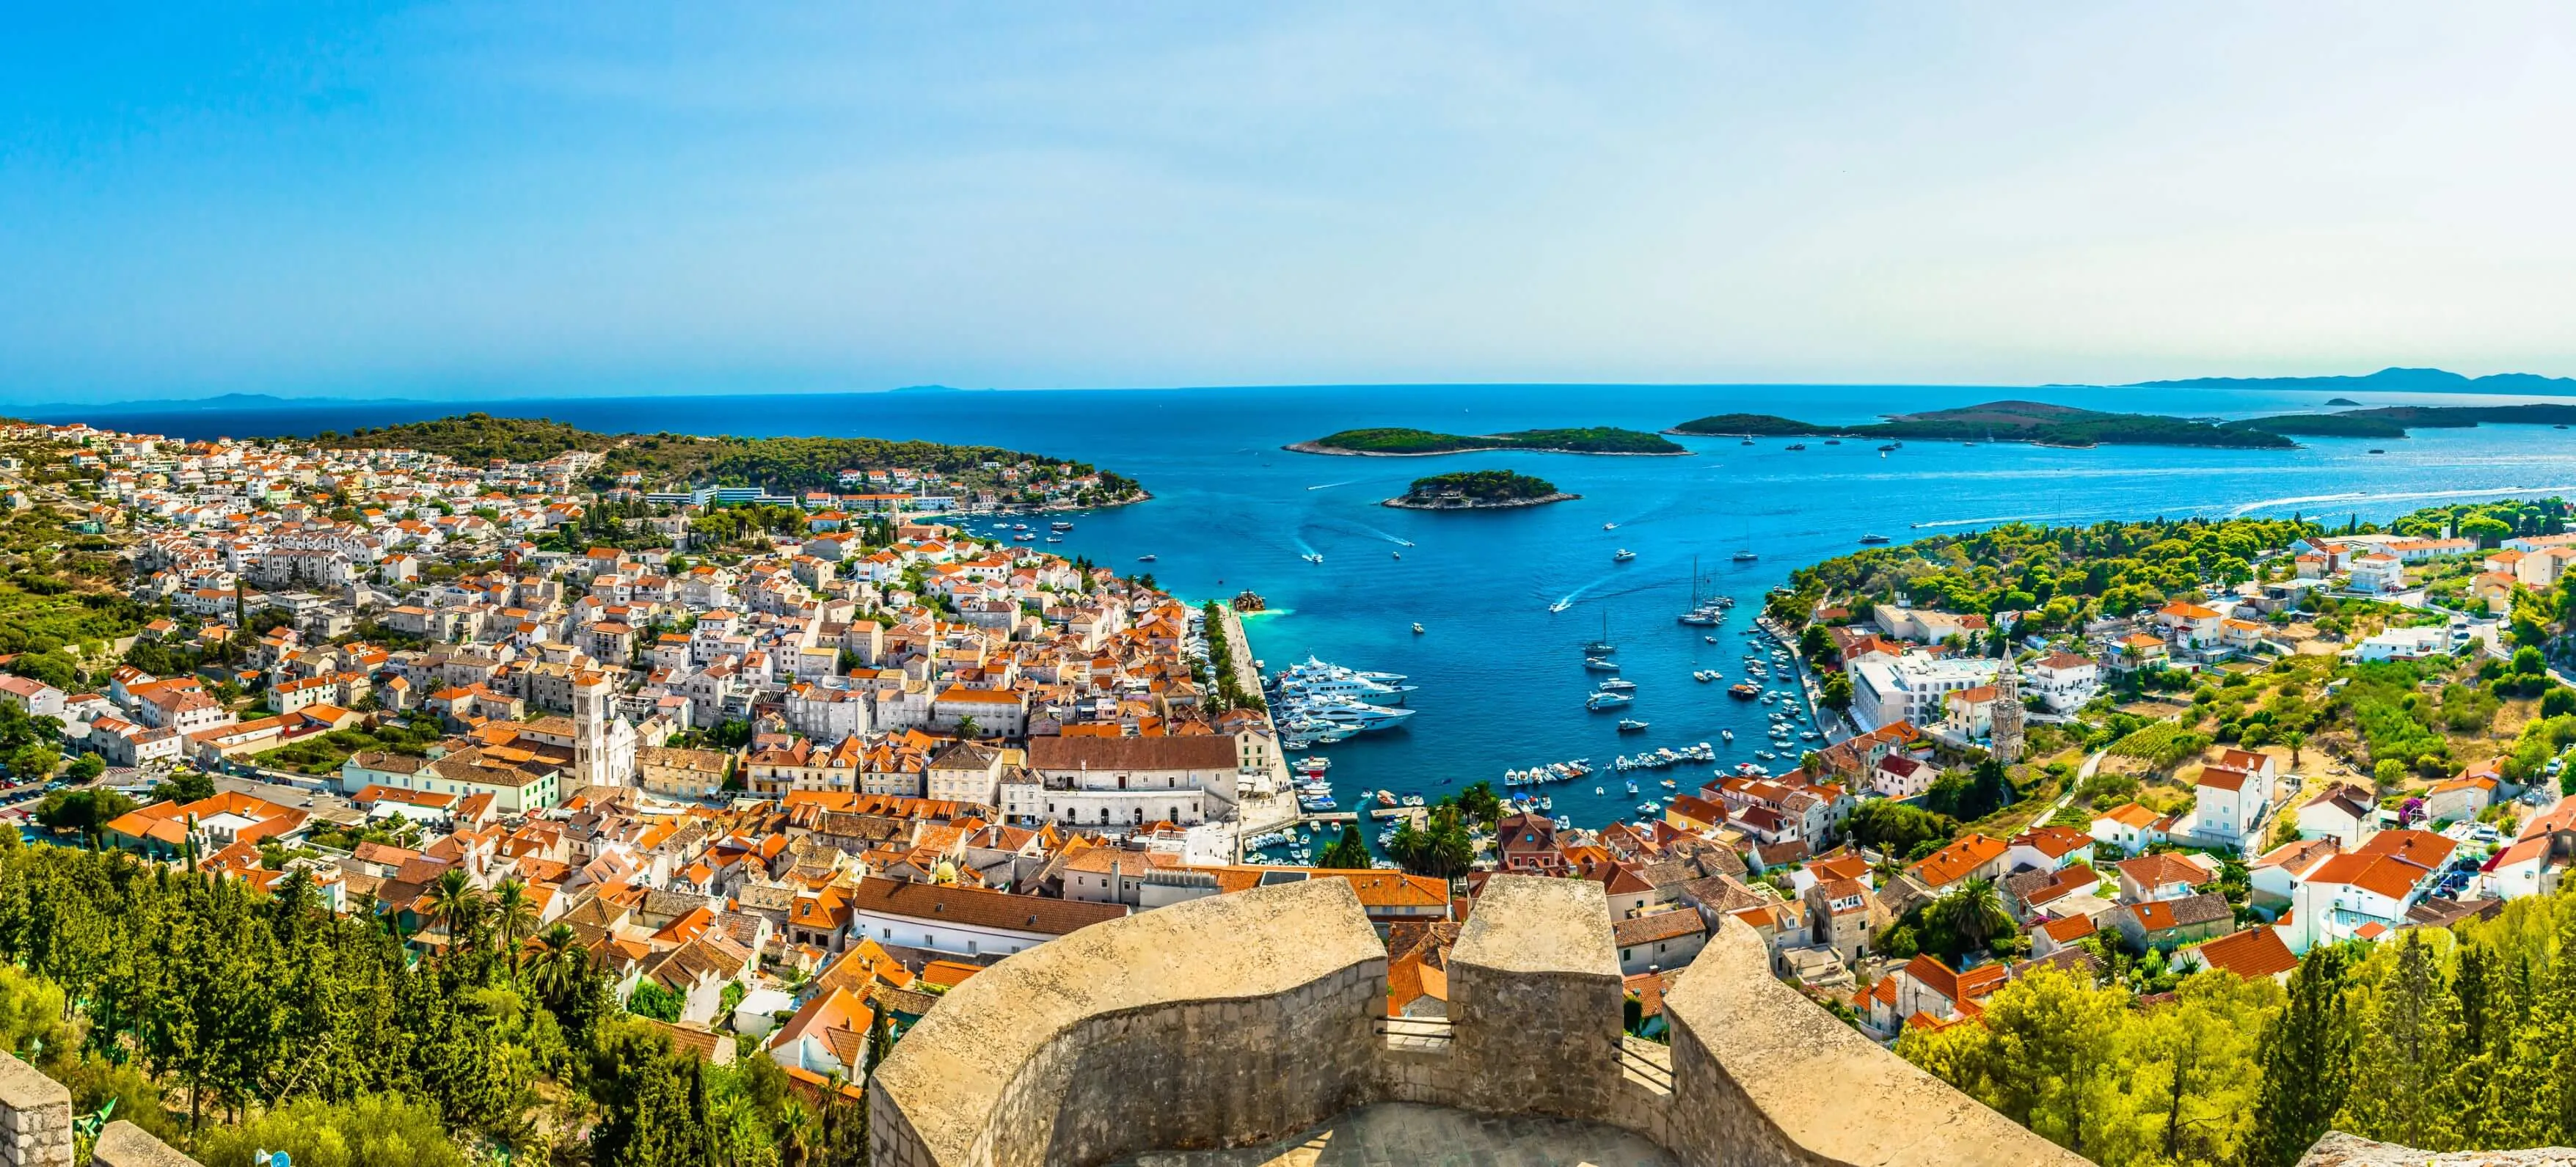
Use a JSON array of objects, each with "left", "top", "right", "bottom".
[
  {"left": 869, "top": 874, "right": 2087, "bottom": 1167},
  {"left": 0, "top": 1052, "right": 197, "bottom": 1167}
]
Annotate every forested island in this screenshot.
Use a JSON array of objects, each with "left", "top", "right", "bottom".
[
  {"left": 288, "top": 413, "right": 1147, "bottom": 508},
  {"left": 1668, "top": 400, "right": 2294, "bottom": 449},
  {"left": 2129, "top": 366, "right": 2576, "bottom": 394},
  {"left": 1288, "top": 426, "right": 1685, "bottom": 456},
  {"left": 2221, "top": 402, "right": 2576, "bottom": 439},
  {"left": 1383, "top": 469, "right": 1577, "bottom": 510}
]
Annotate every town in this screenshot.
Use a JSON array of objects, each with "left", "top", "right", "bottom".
[{"left": 1, "top": 414, "right": 2574, "bottom": 1166}]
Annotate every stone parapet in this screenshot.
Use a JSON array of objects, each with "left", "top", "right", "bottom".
[
  {"left": 0, "top": 1053, "right": 68, "bottom": 1167},
  {"left": 1442, "top": 875, "right": 1624, "bottom": 1120},
  {"left": 92, "top": 1123, "right": 202, "bottom": 1167},
  {"left": 1654, "top": 917, "right": 2089, "bottom": 1166},
  {"left": 869, "top": 877, "right": 1387, "bottom": 1167},
  {"left": 2300, "top": 1132, "right": 2576, "bottom": 1166}
]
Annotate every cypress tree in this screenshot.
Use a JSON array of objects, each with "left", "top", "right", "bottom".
[{"left": 2246, "top": 943, "right": 2357, "bottom": 1167}]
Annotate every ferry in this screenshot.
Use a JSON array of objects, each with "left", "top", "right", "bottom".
[{"left": 1612, "top": 549, "right": 1636, "bottom": 563}]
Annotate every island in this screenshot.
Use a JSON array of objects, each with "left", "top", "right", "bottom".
[
  {"left": 1382, "top": 469, "right": 1577, "bottom": 510},
  {"left": 1665, "top": 400, "right": 2295, "bottom": 449},
  {"left": 2219, "top": 401, "right": 2576, "bottom": 439},
  {"left": 291, "top": 412, "right": 1148, "bottom": 509},
  {"left": 2324, "top": 397, "right": 2362, "bottom": 406},
  {"left": 1288, "top": 426, "right": 1686, "bottom": 456},
  {"left": 2127, "top": 365, "right": 2576, "bottom": 394}
]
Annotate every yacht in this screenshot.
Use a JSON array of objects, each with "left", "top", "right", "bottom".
[
  {"left": 1586, "top": 691, "right": 1633, "bottom": 711},
  {"left": 1411, "top": 622, "right": 1425, "bottom": 634},
  {"left": 1616, "top": 719, "right": 1649, "bottom": 733},
  {"left": 1136, "top": 554, "right": 1158, "bottom": 562},
  {"left": 1045, "top": 535, "right": 1063, "bottom": 543},
  {"left": 1602, "top": 522, "right": 1618, "bottom": 530},
  {"left": 1721, "top": 729, "right": 1734, "bottom": 742},
  {"left": 1583, "top": 656, "right": 1619, "bottom": 672},
  {"left": 1051, "top": 520, "right": 1074, "bottom": 531},
  {"left": 1612, "top": 549, "right": 1636, "bottom": 563},
  {"left": 1858, "top": 533, "right": 1890, "bottom": 545},
  {"left": 1693, "top": 670, "right": 1717, "bottom": 682},
  {"left": 1732, "top": 551, "right": 1758, "bottom": 562},
  {"left": 1298, "top": 700, "right": 1416, "bottom": 730},
  {"left": 1597, "top": 678, "right": 1637, "bottom": 692}
]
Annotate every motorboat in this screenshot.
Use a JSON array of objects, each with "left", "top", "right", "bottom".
[
  {"left": 1583, "top": 657, "right": 1619, "bottom": 672},
  {"left": 1732, "top": 551, "right": 1758, "bottom": 562},
  {"left": 1045, "top": 535, "right": 1063, "bottom": 543},
  {"left": 1597, "top": 678, "right": 1637, "bottom": 692},
  {"left": 1858, "top": 533, "right": 1889, "bottom": 545},
  {"left": 1704, "top": 634, "right": 1718, "bottom": 643},
  {"left": 1012, "top": 533, "right": 1036, "bottom": 542},
  {"left": 1393, "top": 551, "right": 1401, "bottom": 559},
  {"left": 1052, "top": 520, "right": 1074, "bottom": 531},
  {"left": 1136, "top": 554, "right": 1157, "bottom": 562},
  {"left": 1693, "top": 670, "right": 1717, "bottom": 682},
  {"left": 1612, "top": 549, "right": 1636, "bottom": 563},
  {"left": 1586, "top": 691, "right": 1633, "bottom": 711},
  {"left": 1603, "top": 522, "right": 1618, "bottom": 530},
  {"left": 1721, "top": 729, "right": 1734, "bottom": 742},
  {"left": 1617, "top": 719, "right": 1649, "bottom": 732},
  {"left": 1301, "top": 552, "right": 1324, "bottom": 564},
  {"left": 1548, "top": 599, "right": 1572, "bottom": 613},
  {"left": 1785, "top": 443, "right": 1806, "bottom": 450},
  {"left": 1728, "top": 683, "right": 1761, "bottom": 698},
  {"left": 1412, "top": 622, "right": 1425, "bottom": 634}
]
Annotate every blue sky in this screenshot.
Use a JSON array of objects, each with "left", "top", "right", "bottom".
[{"left": 6, "top": 3, "right": 2576, "bottom": 400}]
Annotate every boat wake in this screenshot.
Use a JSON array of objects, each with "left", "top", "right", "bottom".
[
  {"left": 1354, "top": 523, "right": 1416, "bottom": 547},
  {"left": 2225, "top": 485, "right": 2576, "bottom": 517},
  {"left": 1306, "top": 481, "right": 1355, "bottom": 491}
]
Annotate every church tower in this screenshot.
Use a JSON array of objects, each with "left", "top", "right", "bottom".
[{"left": 1990, "top": 655, "right": 2025, "bottom": 764}]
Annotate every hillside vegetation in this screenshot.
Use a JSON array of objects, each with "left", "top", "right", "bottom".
[
  {"left": 291, "top": 413, "right": 1142, "bottom": 501},
  {"left": 1392, "top": 469, "right": 1566, "bottom": 507},
  {"left": 1299, "top": 426, "right": 1683, "bottom": 455},
  {"left": 1669, "top": 400, "right": 2294, "bottom": 449},
  {"left": 2222, "top": 402, "right": 2576, "bottom": 438}
]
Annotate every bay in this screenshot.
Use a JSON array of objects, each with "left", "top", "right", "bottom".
[{"left": 49, "top": 381, "right": 2576, "bottom": 830}]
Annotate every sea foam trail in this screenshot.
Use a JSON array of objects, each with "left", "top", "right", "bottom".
[
  {"left": 1305, "top": 480, "right": 1354, "bottom": 491},
  {"left": 2226, "top": 485, "right": 2576, "bottom": 517},
  {"left": 1354, "top": 524, "right": 1415, "bottom": 547}
]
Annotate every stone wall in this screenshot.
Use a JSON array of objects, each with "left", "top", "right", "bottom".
[
  {"left": 869, "top": 877, "right": 1387, "bottom": 1167},
  {"left": 0, "top": 1056, "right": 199, "bottom": 1167},
  {"left": 1653, "top": 918, "right": 2090, "bottom": 1166},
  {"left": 2300, "top": 1132, "right": 2576, "bottom": 1166},
  {"left": 0, "top": 1054, "right": 68, "bottom": 1167},
  {"left": 870, "top": 871, "right": 2093, "bottom": 1167}
]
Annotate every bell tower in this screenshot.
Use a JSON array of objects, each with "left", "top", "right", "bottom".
[{"left": 1990, "top": 656, "right": 2025, "bottom": 764}]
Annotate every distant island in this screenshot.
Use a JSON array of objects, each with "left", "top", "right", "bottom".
[
  {"left": 1289, "top": 426, "right": 1686, "bottom": 457},
  {"left": 2221, "top": 401, "right": 2576, "bottom": 439},
  {"left": 2127, "top": 366, "right": 2576, "bottom": 395},
  {"left": 1384, "top": 469, "right": 1577, "bottom": 511},
  {"left": 2325, "top": 397, "right": 2362, "bottom": 406},
  {"left": 1665, "top": 400, "right": 2294, "bottom": 450}
]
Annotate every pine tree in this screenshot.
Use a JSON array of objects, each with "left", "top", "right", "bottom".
[
  {"left": 2340, "top": 932, "right": 2459, "bottom": 1150},
  {"left": 2246, "top": 944, "right": 2358, "bottom": 1167},
  {"left": 1316, "top": 825, "right": 1371, "bottom": 870}
]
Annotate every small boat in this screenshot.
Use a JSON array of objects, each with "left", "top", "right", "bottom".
[
  {"left": 1586, "top": 691, "right": 1633, "bottom": 710},
  {"left": 2368, "top": 449, "right": 2386, "bottom": 455},
  {"left": 1136, "top": 554, "right": 1158, "bottom": 562},
  {"left": 1012, "top": 533, "right": 1036, "bottom": 542},
  {"left": 1732, "top": 551, "right": 1758, "bottom": 562},
  {"left": 1740, "top": 438, "right": 1755, "bottom": 446},
  {"left": 1877, "top": 443, "right": 1899, "bottom": 452},
  {"left": 1411, "top": 623, "right": 1425, "bottom": 634},
  {"left": 1392, "top": 551, "right": 1401, "bottom": 560},
  {"left": 1583, "top": 657, "right": 1620, "bottom": 672},
  {"left": 1598, "top": 678, "right": 1637, "bottom": 692},
  {"left": 1785, "top": 443, "right": 1806, "bottom": 450},
  {"left": 1612, "top": 549, "right": 1636, "bottom": 563},
  {"left": 1858, "top": 533, "right": 1889, "bottom": 545},
  {"left": 1824, "top": 439, "right": 1841, "bottom": 445},
  {"left": 1045, "top": 535, "right": 1063, "bottom": 543},
  {"left": 1693, "top": 670, "right": 1716, "bottom": 682},
  {"left": 1704, "top": 634, "right": 1718, "bottom": 643},
  {"left": 1302, "top": 552, "right": 1324, "bottom": 564},
  {"left": 1603, "top": 522, "right": 1618, "bottom": 530},
  {"left": 1728, "top": 683, "right": 1761, "bottom": 698},
  {"left": 1051, "top": 521, "right": 1075, "bottom": 531},
  {"left": 1721, "top": 729, "right": 1734, "bottom": 742},
  {"left": 1617, "top": 719, "right": 1649, "bottom": 733},
  {"left": 1548, "top": 599, "right": 1571, "bottom": 613}
]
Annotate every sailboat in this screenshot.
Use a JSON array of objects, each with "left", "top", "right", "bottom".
[{"left": 1583, "top": 610, "right": 1614, "bottom": 656}]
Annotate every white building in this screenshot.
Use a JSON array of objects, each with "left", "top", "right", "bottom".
[
  {"left": 1011, "top": 734, "right": 1249, "bottom": 828},
  {"left": 2024, "top": 653, "right": 2099, "bottom": 714},
  {"left": 1849, "top": 656, "right": 2001, "bottom": 733}
]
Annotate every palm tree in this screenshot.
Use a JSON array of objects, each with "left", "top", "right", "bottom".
[
  {"left": 525, "top": 923, "right": 589, "bottom": 1004},
  {"left": 2283, "top": 729, "right": 2307, "bottom": 766},
  {"left": 425, "top": 868, "right": 485, "bottom": 948},
  {"left": 1925, "top": 878, "right": 2013, "bottom": 954},
  {"left": 492, "top": 878, "right": 537, "bottom": 957}
]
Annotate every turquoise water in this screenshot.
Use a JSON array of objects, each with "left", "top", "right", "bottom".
[{"left": 62, "top": 382, "right": 2576, "bottom": 827}]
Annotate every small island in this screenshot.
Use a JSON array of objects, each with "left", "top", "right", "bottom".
[
  {"left": 1383, "top": 469, "right": 1577, "bottom": 510},
  {"left": 1665, "top": 399, "right": 2294, "bottom": 449},
  {"left": 2324, "top": 397, "right": 2362, "bottom": 406},
  {"left": 1290, "top": 426, "right": 1686, "bottom": 457}
]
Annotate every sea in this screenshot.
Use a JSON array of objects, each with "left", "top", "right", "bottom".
[{"left": 43, "top": 381, "right": 2576, "bottom": 831}]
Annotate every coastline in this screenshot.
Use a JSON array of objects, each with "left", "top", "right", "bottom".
[
  {"left": 1284, "top": 441, "right": 1690, "bottom": 458},
  {"left": 1381, "top": 491, "right": 1581, "bottom": 511},
  {"left": 1659, "top": 428, "right": 2296, "bottom": 453}
]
